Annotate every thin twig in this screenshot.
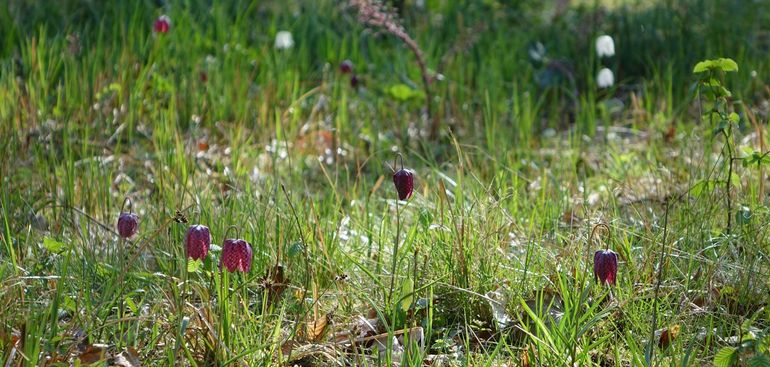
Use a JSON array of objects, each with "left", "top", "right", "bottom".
[{"left": 280, "top": 184, "right": 314, "bottom": 335}]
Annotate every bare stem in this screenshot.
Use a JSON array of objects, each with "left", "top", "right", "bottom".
[
  {"left": 349, "top": 0, "right": 437, "bottom": 138},
  {"left": 646, "top": 199, "right": 672, "bottom": 365}
]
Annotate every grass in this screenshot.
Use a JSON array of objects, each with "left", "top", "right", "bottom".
[{"left": 1, "top": 0, "right": 770, "bottom": 365}]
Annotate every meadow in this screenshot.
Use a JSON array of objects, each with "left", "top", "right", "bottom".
[{"left": 1, "top": 0, "right": 770, "bottom": 365}]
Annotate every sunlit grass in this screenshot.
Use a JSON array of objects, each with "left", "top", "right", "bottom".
[{"left": 1, "top": 0, "right": 769, "bottom": 366}]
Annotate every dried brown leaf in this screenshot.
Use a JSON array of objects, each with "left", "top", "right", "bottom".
[
  {"left": 658, "top": 325, "right": 680, "bottom": 349},
  {"left": 78, "top": 345, "right": 106, "bottom": 364},
  {"left": 305, "top": 314, "right": 330, "bottom": 342},
  {"left": 113, "top": 347, "right": 142, "bottom": 367}
]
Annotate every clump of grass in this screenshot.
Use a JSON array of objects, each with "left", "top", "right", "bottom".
[
  {"left": 348, "top": 0, "right": 438, "bottom": 138},
  {"left": 1, "top": 0, "right": 770, "bottom": 366}
]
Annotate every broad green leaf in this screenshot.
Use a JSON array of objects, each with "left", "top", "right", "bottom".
[
  {"left": 764, "top": 334, "right": 770, "bottom": 351},
  {"left": 43, "top": 237, "right": 68, "bottom": 254},
  {"left": 694, "top": 58, "right": 739, "bottom": 73},
  {"left": 124, "top": 296, "right": 138, "bottom": 314},
  {"left": 63, "top": 296, "right": 77, "bottom": 312},
  {"left": 690, "top": 180, "right": 715, "bottom": 197},
  {"left": 730, "top": 172, "right": 741, "bottom": 188},
  {"left": 713, "top": 346, "right": 736, "bottom": 367},
  {"left": 748, "top": 354, "right": 770, "bottom": 367},
  {"left": 387, "top": 84, "right": 424, "bottom": 101},
  {"left": 742, "top": 146, "right": 757, "bottom": 156},
  {"left": 693, "top": 61, "right": 710, "bottom": 74},
  {"left": 716, "top": 58, "right": 739, "bottom": 72},
  {"left": 399, "top": 278, "right": 415, "bottom": 311},
  {"left": 187, "top": 259, "right": 202, "bottom": 273},
  {"left": 729, "top": 112, "right": 740, "bottom": 124}
]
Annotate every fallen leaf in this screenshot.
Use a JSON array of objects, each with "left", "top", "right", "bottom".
[
  {"left": 562, "top": 209, "right": 581, "bottom": 226},
  {"left": 305, "top": 313, "right": 330, "bottom": 342},
  {"left": 485, "top": 290, "right": 511, "bottom": 330},
  {"left": 79, "top": 344, "right": 106, "bottom": 364},
  {"left": 113, "top": 347, "right": 142, "bottom": 367},
  {"left": 197, "top": 139, "right": 209, "bottom": 152},
  {"left": 658, "top": 325, "right": 680, "bottom": 349},
  {"left": 262, "top": 264, "right": 289, "bottom": 304},
  {"left": 521, "top": 344, "right": 532, "bottom": 367},
  {"left": 664, "top": 123, "right": 676, "bottom": 143}
]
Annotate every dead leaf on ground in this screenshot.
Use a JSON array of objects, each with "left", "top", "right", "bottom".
[
  {"left": 197, "top": 139, "right": 209, "bottom": 152},
  {"left": 305, "top": 313, "right": 331, "bottom": 342},
  {"left": 262, "top": 264, "right": 289, "bottom": 304},
  {"left": 521, "top": 344, "right": 536, "bottom": 367},
  {"left": 561, "top": 209, "right": 582, "bottom": 227},
  {"left": 657, "top": 325, "right": 680, "bottom": 349},
  {"left": 112, "top": 347, "right": 142, "bottom": 367},
  {"left": 79, "top": 344, "right": 107, "bottom": 364}
]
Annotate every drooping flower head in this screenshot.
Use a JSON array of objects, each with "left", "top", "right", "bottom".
[
  {"left": 340, "top": 60, "right": 354, "bottom": 74},
  {"left": 117, "top": 197, "right": 139, "bottom": 239},
  {"left": 154, "top": 15, "right": 171, "bottom": 34},
  {"left": 393, "top": 169, "right": 414, "bottom": 200},
  {"left": 275, "top": 31, "right": 294, "bottom": 50},
  {"left": 185, "top": 224, "right": 211, "bottom": 261},
  {"left": 593, "top": 249, "right": 618, "bottom": 285},
  {"left": 350, "top": 74, "right": 360, "bottom": 89},
  {"left": 392, "top": 154, "right": 414, "bottom": 201},
  {"left": 221, "top": 238, "right": 252, "bottom": 273},
  {"left": 595, "top": 35, "right": 615, "bottom": 58},
  {"left": 597, "top": 68, "right": 614, "bottom": 88},
  {"left": 117, "top": 212, "right": 139, "bottom": 239}
]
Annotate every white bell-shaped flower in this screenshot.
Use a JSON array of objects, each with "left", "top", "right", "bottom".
[
  {"left": 595, "top": 35, "right": 615, "bottom": 58},
  {"left": 597, "top": 68, "right": 614, "bottom": 88},
  {"left": 275, "top": 31, "right": 294, "bottom": 50}
]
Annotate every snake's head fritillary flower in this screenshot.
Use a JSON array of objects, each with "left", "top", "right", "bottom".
[
  {"left": 595, "top": 35, "right": 615, "bottom": 58},
  {"left": 593, "top": 249, "right": 618, "bottom": 285},
  {"left": 597, "top": 68, "right": 614, "bottom": 88},
  {"left": 340, "top": 60, "right": 353, "bottom": 74},
  {"left": 154, "top": 15, "right": 171, "bottom": 34},
  {"left": 350, "top": 74, "right": 361, "bottom": 89},
  {"left": 350, "top": 75, "right": 362, "bottom": 89},
  {"left": 117, "top": 212, "right": 139, "bottom": 239},
  {"left": 274, "top": 31, "right": 294, "bottom": 50},
  {"left": 221, "top": 238, "right": 252, "bottom": 273},
  {"left": 393, "top": 168, "right": 414, "bottom": 201},
  {"left": 185, "top": 225, "right": 211, "bottom": 261},
  {"left": 528, "top": 41, "right": 546, "bottom": 63}
]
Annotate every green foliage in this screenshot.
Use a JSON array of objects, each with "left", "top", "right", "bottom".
[
  {"left": 714, "top": 347, "right": 737, "bottom": 367},
  {"left": 693, "top": 58, "right": 739, "bottom": 74},
  {"left": 748, "top": 354, "right": 770, "bottom": 367},
  {"left": 43, "top": 236, "right": 68, "bottom": 254},
  {"left": 387, "top": 83, "right": 425, "bottom": 102},
  {"left": 1, "top": 1, "right": 770, "bottom": 366}
]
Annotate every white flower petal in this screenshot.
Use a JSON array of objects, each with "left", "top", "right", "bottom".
[
  {"left": 274, "top": 31, "right": 294, "bottom": 50},
  {"left": 595, "top": 35, "right": 615, "bottom": 58},
  {"left": 597, "top": 68, "right": 614, "bottom": 88}
]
